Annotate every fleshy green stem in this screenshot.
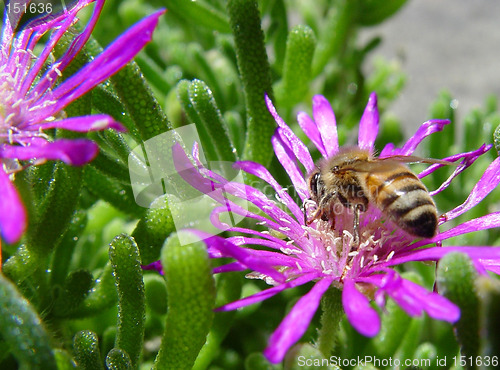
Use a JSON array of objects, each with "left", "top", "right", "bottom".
[
  {"left": 317, "top": 287, "right": 343, "bottom": 357},
  {"left": 227, "top": 0, "right": 275, "bottom": 166}
]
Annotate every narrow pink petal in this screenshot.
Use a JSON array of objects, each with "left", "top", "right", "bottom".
[
  {"left": 176, "top": 154, "right": 306, "bottom": 241},
  {"left": 235, "top": 160, "right": 303, "bottom": 221},
  {"left": 22, "top": 0, "right": 98, "bottom": 96},
  {"left": 418, "top": 144, "right": 491, "bottom": 179},
  {"left": 213, "top": 261, "right": 247, "bottom": 274},
  {"left": 342, "top": 278, "right": 380, "bottom": 337},
  {"left": 217, "top": 273, "right": 318, "bottom": 313},
  {"left": 368, "top": 273, "right": 460, "bottom": 322},
  {"left": 28, "top": 114, "right": 126, "bottom": 132},
  {"left": 379, "top": 142, "right": 397, "bottom": 157},
  {"left": 402, "top": 279, "right": 460, "bottom": 322},
  {"left": 366, "top": 272, "right": 423, "bottom": 317},
  {"left": 266, "top": 95, "right": 315, "bottom": 172},
  {"left": 141, "top": 261, "right": 163, "bottom": 275},
  {"left": 186, "top": 231, "right": 286, "bottom": 283},
  {"left": 386, "top": 246, "right": 500, "bottom": 267},
  {"left": 427, "top": 145, "right": 491, "bottom": 197},
  {"left": 0, "top": 167, "right": 27, "bottom": 243},
  {"left": 271, "top": 134, "right": 310, "bottom": 201},
  {"left": 0, "top": 139, "right": 98, "bottom": 166},
  {"left": 440, "top": 157, "right": 500, "bottom": 221},
  {"left": 399, "top": 119, "right": 450, "bottom": 155},
  {"left": 312, "top": 95, "right": 339, "bottom": 157},
  {"left": 297, "top": 111, "right": 327, "bottom": 157},
  {"left": 264, "top": 277, "right": 333, "bottom": 364},
  {"left": 228, "top": 235, "right": 301, "bottom": 254},
  {"left": 410, "top": 212, "right": 500, "bottom": 249},
  {"left": 358, "top": 92, "right": 379, "bottom": 153},
  {"left": 44, "top": 10, "right": 165, "bottom": 119}
]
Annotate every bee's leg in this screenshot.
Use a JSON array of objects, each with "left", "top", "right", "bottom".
[
  {"left": 352, "top": 204, "right": 363, "bottom": 246},
  {"left": 303, "top": 198, "right": 312, "bottom": 224},
  {"left": 304, "top": 192, "right": 336, "bottom": 225}
]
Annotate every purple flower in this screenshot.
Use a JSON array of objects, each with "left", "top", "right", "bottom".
[
  {"left": 146, "top": 93, "right": 500, "bottom": 363},
  {"left": 0, "top": 0, "right": 165, "bottom": 243}
]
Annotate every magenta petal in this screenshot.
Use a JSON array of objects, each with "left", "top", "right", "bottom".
[
  {"left": 386, "top": 246, "right": 500, "bottom": 268},
  {"left": 379, "top": 142, "right": 396, "bottom": 157},
  {"left": 28, "top": 114, "right": 126, "bottom": 132},
  {"left": 0, "top": 139, "right": 98, "bottom": 166},
  {"left": 411, "top": 212, "right": 500, "bottom": 249},
  {"left": 0, "top": 167, "right": 26, "bottom": 243},
  {"left": 400, "top": 119, "right": 450, "bottom": 155},
  {"left": 441, "top": 157, "right": 500, "bottom": 221},
  {"left": 266, "top": 95, "right": 315, "bottom": 173},
  {"left": 312, "top": 95, "right": 339, "bottom": 158},
  {"left": 342, "top": 278, "right": 380, "bottom": 337},
  {"left": 271, "top": 134, "right": 310, "bottom": 201},
  {"left": 264, "top": 277, "right": 333, "bottom": 364},
  {"left": 235, "top": 160, "right": 303, "bottom": 221},
  {"left": 47, "top": 10, "right": 165, "bottom": 117},
  {"left": 403, "top": 279, "right": 460, "bottom": 322},
  {"left": 217, "top": 272, "right": 318, "bottom": 312},
  {"left": 213, "top": 261, "right": 247, "bottom": 274},
  {"left": 297, "top": 111, "right": 327, "bottom": 157},
  {"left": 187, "top": 231, "right": 287, "bottom": 284},
  {"left": 141, "top": 261, "right": 163, "bottom": 275},
  {"left": 358, "top": 92, "right": 379, "bottom": 153}
]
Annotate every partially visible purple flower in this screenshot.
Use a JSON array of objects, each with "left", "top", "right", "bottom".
[
  {"left": 145, "top": 93, "right": 500, "bottom": 364},
  {"left": 0, "top": 0, "right": 165, "bottom": 243}
]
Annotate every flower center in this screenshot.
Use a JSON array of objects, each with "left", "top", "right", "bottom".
[{"left": 303, "top": 211, "right": 405, "bottom": 281}]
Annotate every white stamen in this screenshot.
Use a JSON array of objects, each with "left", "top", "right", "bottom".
[
  {"left": 386, "top": 251, "right": 395, "bottom": 261},
  {"left": 278, "top": 227, "right": 290, "bottom": 232},
  {"left": 373, "top": 254, "right": 379, "bottom": 262}
]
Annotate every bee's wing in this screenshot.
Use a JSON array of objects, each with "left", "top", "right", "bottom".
[
  {"left": 341, "top": 159, "right": 400, "bottom": 173},
  {"left": 340, "top": 155, "right": 455, "bottom": 174},
  {"left": 377, "top": 155, "right": 457, "bottom": 166}
]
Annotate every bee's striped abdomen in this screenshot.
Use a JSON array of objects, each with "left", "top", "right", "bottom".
[{"left": 369, "top": 168, "right": 438, "bottom": 238}]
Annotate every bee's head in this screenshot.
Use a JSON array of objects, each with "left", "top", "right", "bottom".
[{"left": 307, "top": 169, "right": 323, "bottom": 201}]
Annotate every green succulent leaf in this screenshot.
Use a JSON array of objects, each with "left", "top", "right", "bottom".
[
  {"left": 357, "top": 0, "right": 409, "bottom": 26},
  {"left": 227, "top": 0, "right": 275, "bottom": 166},
  {"left": 193, "top": 272, "right": 242, "bottom": 370},
  {"left": 105, "top": 348, "right": 132, "bottom": 370},
  {"left": 163, "top": 0, "right": 231, "bottom": 33},
  {"left": 0, "top": 273, "right": 57, "bottom": 370},
  {"left": 275, "top": 25, "right": 316, "bottom": 108},
  {"left": 436, "top": 252, "right": 480, "bottom": 367},
  {"left": 153, "top": 232, "right": 216, "bottom": 369},
  {"left": 109, "top": 234, "right": 146, "bottom": 368},
  {"left": 132, "top": 194, "right": 175, "bottom": 265},
  {"left": 73, "top": 330, "right": 104, "bottom": 370}
]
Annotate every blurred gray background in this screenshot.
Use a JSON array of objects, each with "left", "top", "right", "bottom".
[{"left": 362, "top": 0, "right": 500, "bottom": 133}]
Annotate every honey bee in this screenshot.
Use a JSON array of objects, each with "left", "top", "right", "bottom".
[{"left": 305, "top": 148, "right": 450, "bottom": 241}]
